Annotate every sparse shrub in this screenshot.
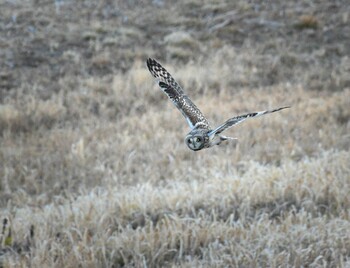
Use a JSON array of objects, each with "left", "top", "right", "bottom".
[{"left": 295, "top": 15, "right": 319, "bottom": 29}]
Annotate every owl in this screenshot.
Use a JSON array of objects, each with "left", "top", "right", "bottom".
[{"left": 146, "top": 58, "right": 290, "bottom": 151}]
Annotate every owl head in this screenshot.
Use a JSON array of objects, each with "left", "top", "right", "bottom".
[{"left": 185, "top": 130, "right": 208, "bottom": 151}]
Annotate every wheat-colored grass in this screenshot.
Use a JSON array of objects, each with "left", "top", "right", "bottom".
[{"left": 1, "top": 0, "right": 350, "bottom": 267}]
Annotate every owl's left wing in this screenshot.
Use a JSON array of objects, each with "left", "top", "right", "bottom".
[
  {"left": 147, "top": 58, "right": 210, "bottom": 130},
  {"left": 208, "top": 106, "right": 290, "bottom": 137}
]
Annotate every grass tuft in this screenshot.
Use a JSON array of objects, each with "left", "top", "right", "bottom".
[{"left": 1, "top": 0, "right": 349, "bottom": 266}]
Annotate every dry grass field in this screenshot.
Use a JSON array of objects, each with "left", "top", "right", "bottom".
[{"left": 1, "top": 0, "right": 350, "bottom": 267}]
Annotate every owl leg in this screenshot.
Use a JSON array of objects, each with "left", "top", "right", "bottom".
[
  {"left": 211, "top": 135, "right": 238, "bottom": 147},
  {"left": 219, "top": 135, "right": 238, "bottom": 141}
]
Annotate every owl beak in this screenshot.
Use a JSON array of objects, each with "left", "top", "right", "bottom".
[{"left": 192, "top": 139, "right": 198, "bottom": 150}]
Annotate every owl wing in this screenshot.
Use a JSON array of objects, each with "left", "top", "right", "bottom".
[
  {"left": 147, "top": 58, "right": 210, "bottom": 130},
  {"left": 208, "top": 106, "right": 290, "bottom": 137}
]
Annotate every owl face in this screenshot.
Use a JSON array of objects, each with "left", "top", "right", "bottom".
[
  {"left": 185, "top": 134, "right": 205, "bottom": 151},
  {"left": 185, "top": 130, "right": 209, "bottom": 151}
]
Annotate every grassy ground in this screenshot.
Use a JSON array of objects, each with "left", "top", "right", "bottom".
[{"left": 0, "top": 0, "right": 349, "bottom": 267}]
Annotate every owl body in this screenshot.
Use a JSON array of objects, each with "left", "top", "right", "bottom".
[
  {"left": 146, "top": 58, "right": 289, "bottom": 151},
  {"left": 185, "top": 126, "right": 230, "bottom": 151}
]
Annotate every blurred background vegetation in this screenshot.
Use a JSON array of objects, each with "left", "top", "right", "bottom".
[{"left": 0, "top": 0, "right": 349, "bottom": 266}]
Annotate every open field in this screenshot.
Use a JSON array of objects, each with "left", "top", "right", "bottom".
[{"left": 1, "top": 0, "right": 349, "bottom": 267}]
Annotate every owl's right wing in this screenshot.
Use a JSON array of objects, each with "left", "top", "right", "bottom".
[
  {"left": 208, "top": 106, "right": 290, "bottom": 137},
  {"left": 147, "top": 58, "right": 210, "bottom": 130}
]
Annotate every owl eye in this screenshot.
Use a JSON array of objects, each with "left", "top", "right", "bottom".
[
  {"left": 187, "top": 139, "right": 192, "bottom": 144},
  {"left": 196, "top": 137, "right": 201, "bottom": 143}
]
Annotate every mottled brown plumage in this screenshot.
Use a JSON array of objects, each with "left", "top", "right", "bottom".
[
  {"left": 146, "top": 58, "right": 290, "bottom": 151},
  {"left": 147, "top": 58, "right": 210, "bottom": 130}
]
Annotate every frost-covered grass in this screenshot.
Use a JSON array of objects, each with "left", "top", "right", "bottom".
[{"left": 1, "top": 0, "right": 349, "bottom": 267}]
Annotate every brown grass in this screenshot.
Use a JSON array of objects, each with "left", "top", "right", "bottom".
[
  {"left": 0, "top": 0, "right": 349, "bottom": 267},
  {"left": 295, "top": 15, "right": 319, "bottom": 29}
]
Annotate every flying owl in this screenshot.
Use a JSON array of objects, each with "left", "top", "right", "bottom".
[{"left": 146, "top": 58, "right": 290, "bottom": 151}]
